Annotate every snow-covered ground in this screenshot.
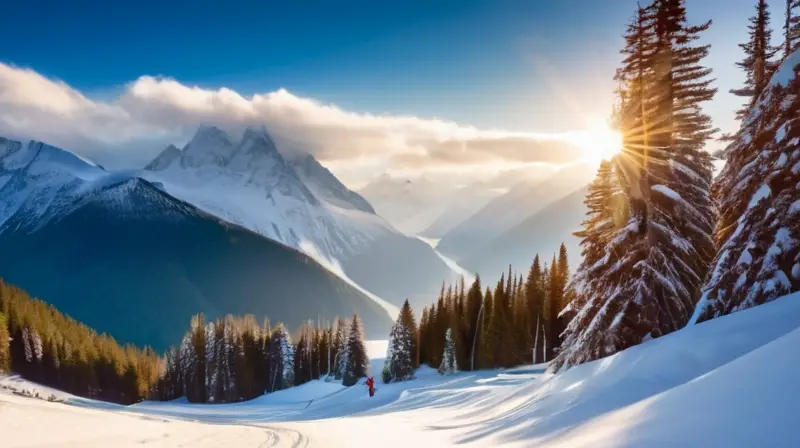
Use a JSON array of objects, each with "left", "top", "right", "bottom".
[{"left": 4, "top": 292, "right": 800, "bottom": 447}]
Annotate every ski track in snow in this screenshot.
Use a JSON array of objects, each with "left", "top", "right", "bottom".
[{"left": 5, "top": 292, "right": 800, "bottom": 447}]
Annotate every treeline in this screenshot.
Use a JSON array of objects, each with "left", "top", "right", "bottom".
[
  {"left": 394, "top": 244, "right": 572, "bottom": 374},
  {"left": 0, "top": 280, "right": 162, "bottom": 404},
  {"left": 154, "top": 312, "right": 370, "bottom": 403},
  {"left": 0, "top": 279, "right": 374, "bottom": 405}
]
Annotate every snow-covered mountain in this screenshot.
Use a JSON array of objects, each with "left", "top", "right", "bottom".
[
  {"left": 435, "top": 162, "right": 597, "bottom": 262},
  {"left": 0, "top": 137, "right": 394, "bottom": 348},
  {"left": 141, "top": 126, "right": 457, "bottom": 308}
]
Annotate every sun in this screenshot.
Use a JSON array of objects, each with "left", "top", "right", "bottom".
[{"left": 567, "top": 123, "right": 624, "bottom": 164}]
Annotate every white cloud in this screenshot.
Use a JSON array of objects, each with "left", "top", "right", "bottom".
[{"left": 0, "top": 62, "right": 589, "bottom": 182}]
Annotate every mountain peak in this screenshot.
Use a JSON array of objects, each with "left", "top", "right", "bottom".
[
  {"left": 0, "top": 137, "right": 100, "bottom": 177},
  {"left": 144, "top": 144, "right": 181, "bottom": 171},
  {"left": 181, "top": 126, "right": 234, "bottom": 168},
  {"left": 236, "top": 125, "right": 278, "bottom": 157},
  {"left": 288, "top": 151, "right": 376, "bottom": 214},
  {"left": 242, "top": 125, "right": 273, "bottom": 143}
]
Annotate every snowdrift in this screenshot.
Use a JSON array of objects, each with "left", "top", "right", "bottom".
[{"left": 3, "top": 292, "right": 800, "bottom": 447}]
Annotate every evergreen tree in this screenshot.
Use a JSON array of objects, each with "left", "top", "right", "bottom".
[
  {"left": 525, "top": 255, "right": 546, "bottom": 363},
  {"left": 268, "top": 323, "right": 293, "bottom": 392},
  {"left": 691, "top": 48, "right": 800, "bottom": 323},
  {"left": 293, "top": 330, "right": 310, "bottom": 386},
  {"left": 397, "top": 299, "right": 418, "bottom": 368},
  {"left": 418, "top": 307, "right": 430, "bottom": 366},
  {"left": 476, "top": 288, "right": 494, "bottom": 368},
  {"left": 383, "top": 316, "right": 414, "bottom": 383},
  {"left": 331, "top": 318, "right": 347, "bottom": 380},
  {"left": 318, "top": 325, "right": 331, "bottom": 378},
  {"left": 204, "top": 321, "right": 218, "bottom": 402},
  {"left": 438, "top": 328, "right": 457, "bottom": 375},
  {"left": 342, "top": 314, "right": 369, "bottom": 386},
  {"left": 554, "top": 0, "right": 717, "bottom": 372},
  {"left": 464, "top": 276, "right": 483, "bottom": 371},
  {"left": 784, "top": 0, "right": 800, "bottom": 57},
  {"left": 189, "top": 313, "right": 207, "bottom": 403},
  {"left": 544, "top": 254, "right": 561, "bottom": 359},
  {"left": 561, "top": 162, "right": 622, "bottom": 336},
  {"left": 732, "top": 0, "right": 781, "bottom": 120}
]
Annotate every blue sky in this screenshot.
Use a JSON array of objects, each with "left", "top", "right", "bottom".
[{"left": 0, "top": 0, "right": 785, "bottom": 183}]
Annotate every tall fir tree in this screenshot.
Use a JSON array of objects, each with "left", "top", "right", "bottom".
[
  {"left": 464, "top": 276, "right": 483, "bottom": 370},
  {"left": 293, "top": 330, "right": 309, "bottom": 386},
  {"left": 332, "top": 318, "right": 347, "bottom": 380},
  {"left": 691, "top": 45, "right": 800, "bottom": 323},
  {"left": 525, "top": 255, "right": 546, "bottom": 363},
  {"left": 398, "top": 299, "right": 419, "bottom": 368},
  {"left": 561, "top": 161, "right": 622, "bottom": 330},
  {"left": 544, "top": 254, "right": 561, "bottom": 359},
  {"left": 731, "top": 0, "right": 781, "bottom": 120},
  {"left": 342, "top": 314, "right": 369, "bottom": 386},
  {"left": 476, "top": 288, "right": 494, "bottom": 368},
  {"left": 554, "top": 0, "right": 717, "bottom": 371},
  {"left": 418, "top": 307, "right": 430, "bottom": 366},
  {"left": 268, "top": 323, "right": 293, "bottom": 392},
  {"left": 784, "top": 0, "right": 800, "bottom": 57},
  {"left": 383, "top": 315, "right": 414, "bottom": 383},
  {"left": 437, "top": 328, "right": 457, "bottom": 375}
]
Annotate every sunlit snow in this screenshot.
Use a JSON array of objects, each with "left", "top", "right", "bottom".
[{"left": 5, "top": 292, "right": 800, "bottom": 447}]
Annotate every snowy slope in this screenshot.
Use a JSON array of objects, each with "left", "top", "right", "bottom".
[{"left": 6, "top": 291, "right": 800, "bottom": 447}]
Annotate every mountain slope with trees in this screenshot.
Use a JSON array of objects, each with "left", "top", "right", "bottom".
[{"left": 0, "top": 150, "right": 392, "bottom": 350}]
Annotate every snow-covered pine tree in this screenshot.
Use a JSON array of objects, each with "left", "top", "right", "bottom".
[
  {"left": 398, "top": 299, "right": 418, "bottom": 368},
  {"left": 438, "top": 328, "right": 457, "bottom": 375},
  {"left": 332, "top": 318, "right": 347, "bottom": 380},
  {"left": 204, "top": 321, "right": 217, "bottom": 402},
  {"left": 342, "top": 314, "right": 369, "bottom": 387},
  {"left": 732, "top": 0, "right": 781, "bottom": 121},
  {"left": 267, "top": 323, "right": 293, "bottom": 391},
  {"left": 557, "top": 161, "right": 621, "bottom": 343},
  {"left": 222, "top": 315, "right": 239, "bottom": 401},
  {"left": 384, "top": 318, "right": 414, "bottom": 383},
  {"left": 178, "top": 331, "right": 194, "bottom": 399},
  {"left": 189, "top": 313, "right": 207, "bottom": 403},
  {"left": 161, "top": 346, "right": 180, "bottom": 400},
  {"left": 691, "top": 50, "right": 800, "bottom": 323},
  {"left": 553, "top": 0, "right": 717, "bottom": 371}
]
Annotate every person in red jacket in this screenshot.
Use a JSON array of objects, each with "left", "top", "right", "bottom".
[{"left": 366, "top": 376, "right": 375, "bottom": 397}]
